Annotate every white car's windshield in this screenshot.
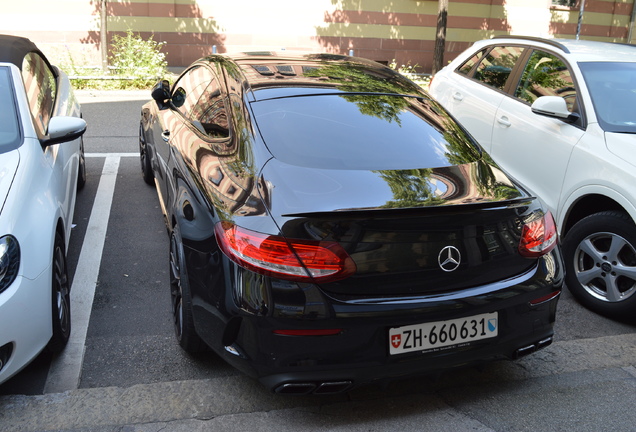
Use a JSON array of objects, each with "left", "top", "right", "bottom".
[
  {"left": 0, "top": 66, "right": 21, "bottom": 151},
  {"left": 580, "top": 61, "right": 636, "bottom": 134}
]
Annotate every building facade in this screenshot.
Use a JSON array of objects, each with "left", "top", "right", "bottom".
[{"left": 2, "top": 0, "right": 635, "bottom": 73}]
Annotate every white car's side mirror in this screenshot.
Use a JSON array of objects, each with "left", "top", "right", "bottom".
[
  {"left": 43, "top": 116, "right": 87, "bottom": 146},
  {"left": 531, "top": 96, "right": 580, "bottom": 124},
  {"left": 531, "top": 96, "right": 570, "bottom": 118}
]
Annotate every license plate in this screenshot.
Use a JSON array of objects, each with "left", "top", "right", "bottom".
[{"left": 389, "top": 312, "right": 498, "bottom": 355}]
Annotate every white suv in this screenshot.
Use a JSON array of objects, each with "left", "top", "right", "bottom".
[{"left": 429, "top": 36, "right": 636, "bottom": 320}]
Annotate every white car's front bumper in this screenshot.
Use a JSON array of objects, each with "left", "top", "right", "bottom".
[{"left": 0, "top": 267, "right": 52, "bottom": 384}]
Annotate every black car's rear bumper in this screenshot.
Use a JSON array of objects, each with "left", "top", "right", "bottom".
[{"left": 207, "top": 250, "right": 563, "bottom": 394}]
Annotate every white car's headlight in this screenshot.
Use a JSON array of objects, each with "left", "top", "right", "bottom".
[{"left": 0, "top": 235, "right": 20, "bottom": 293}]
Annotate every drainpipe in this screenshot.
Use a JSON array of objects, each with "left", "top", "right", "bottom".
[
  {"left": 628, "top": 0, "right": 636, "bottom": 44},
  {"left": 100, "top": 0, "right": 108, "bottom": 73},
  {"left": 576, "top": 0, "right": 585, "bottom": 40}
]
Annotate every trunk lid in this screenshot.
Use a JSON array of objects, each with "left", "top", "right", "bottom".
[{"left": 260, "top": 159, "right": 539, "bottom": 297}]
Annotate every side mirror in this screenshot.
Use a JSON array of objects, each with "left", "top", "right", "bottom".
[
  {"left": 42, "top": 116, "right": 86, "bottom": 146},
  {"left": 151, "top": 80, "right": 171, "bottom": 109},
  {"left": 531, "top": 96, "right": 580, "bottom": 123}
]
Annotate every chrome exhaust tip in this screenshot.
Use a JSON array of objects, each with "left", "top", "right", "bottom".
[{"left": 274, "top": 380, "right": 353, "bottom": 395}]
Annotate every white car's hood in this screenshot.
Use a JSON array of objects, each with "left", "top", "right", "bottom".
[
  {"left": 0, "top": 151, "right": 19, "bottom": 213},
  {"left": 606, "top": 132, "right": 636, "bottom": 169}
]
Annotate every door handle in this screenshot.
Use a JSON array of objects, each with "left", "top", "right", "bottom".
[
  {"left": 452, "top": 92, "right": 464, "bottom": 101},
  {"left": 497, "top": 116, "right": 511, "bottom": 127},
  {"left": 161, "top": 130, "right": 170, "bottom": 142}
]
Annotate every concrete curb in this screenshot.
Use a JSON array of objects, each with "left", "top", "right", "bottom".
[
  {"left": 76, "top": 90, "right": 150, "bottom": 103},
  {"left": 1, "top": 333, "right": 635, "bottom": 431}
]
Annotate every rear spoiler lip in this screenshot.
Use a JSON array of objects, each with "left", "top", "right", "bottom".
[{"left": 282, "top": 196, "right": 536, "bottom": 218}]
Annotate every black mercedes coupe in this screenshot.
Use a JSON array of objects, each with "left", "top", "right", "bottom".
[{"left": 139, "top": 52, "right": 563, "bottom": 395}]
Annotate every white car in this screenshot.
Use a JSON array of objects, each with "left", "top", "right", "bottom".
[
  {"left": 429, "top": 36, "right": 636, "bottom": 320},
  {"left": 0, "top": 35, "right": 86, "bottom": 384}
]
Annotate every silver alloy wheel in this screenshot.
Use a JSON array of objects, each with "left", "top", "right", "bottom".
[
  {"left": 573, "top": 231, "right": 636, "bottom": 303},
  {"left": 53, "top": 242, "right": 70, "bottom": 336},
  {"left": 47, "top": 232, "right": 71, "bottom": 353}
]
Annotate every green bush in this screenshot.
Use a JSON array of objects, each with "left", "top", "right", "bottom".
[
  {"left": 109, "top": 30, "right": 168, "bottom": 88},
  {"left": 63, "top": 30, "right": 169, "bottom": 90}
]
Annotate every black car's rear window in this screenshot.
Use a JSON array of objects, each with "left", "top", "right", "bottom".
[
  {"left": 0, "top": 67, "right": 21, "bottom": 152},
  {"left": 251, "top": 94, "right": 481, "bottom": 170}
]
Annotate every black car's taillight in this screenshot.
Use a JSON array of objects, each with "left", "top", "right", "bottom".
[
  {"left": 214, "top": 221, "right": 356, "bottom": 282},
  {"left": 518, "top": 211, "right": 558, "bottom": 258}
]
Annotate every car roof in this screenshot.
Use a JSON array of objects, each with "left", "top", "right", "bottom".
[
  {"left": 208, "top": 52, "right": 426, "bottom": 100},
  {"left": 554, "top": 39, "right": 636, "bottom": 62},
  {"left": 484, "top": 36, "right": 636, "bottom": 63},
  {"left": 0, "top": 34, "right": 46, "bottom": 69}
]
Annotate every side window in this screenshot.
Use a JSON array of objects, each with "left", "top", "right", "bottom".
[
  {"left": 457, "top": 49, "right": 485, "bottom": 75},
  {"left": 171, "top": 66, "right": 229, "bottom": 139},
  {"left": 514, "top": 50, "right": 577, "bottom": 111},
  {"left": 171, "top": 66, "right": 213, "bottom": 118},
  {"left": 473, "top": 46, "right": 526, "bottom": 91},
  {"left": 21, "top": 52, "right": 56, "bottom": 136},
  {"left": 191, "top": 76, "right": 229, "bottom": 139}
]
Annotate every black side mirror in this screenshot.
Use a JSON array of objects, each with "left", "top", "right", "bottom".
[{"left": 151, "top": 80, "right": 171, "bottom": 110}]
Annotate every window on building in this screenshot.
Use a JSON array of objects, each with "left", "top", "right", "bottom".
[{"left": 551, "top": 0, "right": 577, "bottom": 7}]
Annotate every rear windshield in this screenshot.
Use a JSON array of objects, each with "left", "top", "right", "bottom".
[
  {"left": 251, "top": 94, "right": 481, "bottom": 170},
  {"left": 0, "top": 67, "right": 21, "bottom": 152}
]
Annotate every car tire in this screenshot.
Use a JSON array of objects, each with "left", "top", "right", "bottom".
[
  {"left": 169, "top": 223, "right": 207, "bottom": 352},
  {"left": 77, "top": 136, "right": 86, "bottom": 191},
  {"left": 563, "top": 211, "right": 636, "bottom": 320},
  {"left": 46, "top": 231, "right": 71, "bottom": 353},
  {"left": 139, "top": 123, "right": 154, "bottom": 186}
]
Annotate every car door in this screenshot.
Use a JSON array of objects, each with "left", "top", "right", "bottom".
[
  {"left": 489, "top": 49, "right": 585, "bottom": 215},
  {"left": 434, "top": 45, "right": 526, "bottom": 153},
  {"left": 21, "top": 52, "right": 76, "bottom": 235},
  {"left": 165, "top": 64, "right": 234, "bottom": 310},
  {"left": 150, "top": 66, "right": 216, "bottom": 209}
]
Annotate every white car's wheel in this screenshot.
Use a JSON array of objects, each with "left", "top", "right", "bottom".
[
  {"left": 77, "top": 135, "right": 86, "bottom": 191},
  {"left": 563, "top": 211, "right": 636, "bottom": 320},
  {"left": 46, "top": 232, "right": 71, "bottom": 352}
]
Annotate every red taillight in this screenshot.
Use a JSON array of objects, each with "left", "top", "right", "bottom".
[
  {"left": 214, "top": 221, "right": 356, "bottom": 282},
  {"left": 518, "top": 211, "right": 558, "bottom": 258}
]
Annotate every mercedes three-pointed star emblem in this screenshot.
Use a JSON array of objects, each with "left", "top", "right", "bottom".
[{"left": 438, "top": 246, "right": 461, "bottom": 272}]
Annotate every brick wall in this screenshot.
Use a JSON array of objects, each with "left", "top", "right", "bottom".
[{"left": 1, "top": 0, "right": 634, "bottom": 73}]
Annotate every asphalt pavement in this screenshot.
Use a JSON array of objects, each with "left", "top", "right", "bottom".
[{"left": 0, "top": 90, "right": 635, "bottom": 432}]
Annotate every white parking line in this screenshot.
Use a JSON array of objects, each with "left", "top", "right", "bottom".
[
  {"left": 85, "top": 153, "right": 139, "bottom": 158},
  {"left": 44, "top": 153, "right": 136, "bottom": 393}
]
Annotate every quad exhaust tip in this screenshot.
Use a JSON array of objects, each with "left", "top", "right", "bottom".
[
  {"left": 275, "top": 336, "right": 555, "bottom": 394},
  {"left": 514, "top": 336, "right": 553, "bottom": 359},
  {"left": 275, "top": 380, "right": 353, "bottom": 395}
]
